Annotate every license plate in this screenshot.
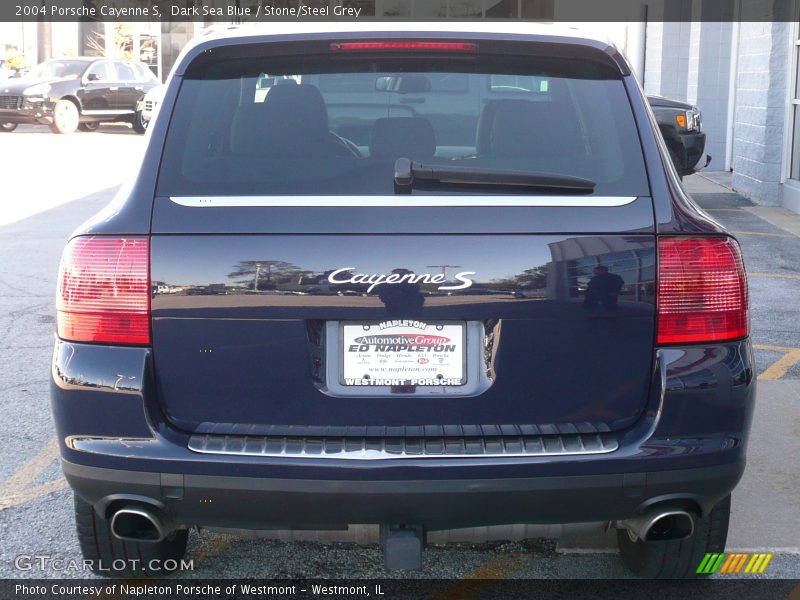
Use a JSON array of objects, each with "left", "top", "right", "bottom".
[{"left": 341, "top": 320, "right": 465, "bottom": 387}]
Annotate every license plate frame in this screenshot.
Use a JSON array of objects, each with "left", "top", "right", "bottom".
[{"left": 339, "top": 320, "right": 467, "bottom": 387}]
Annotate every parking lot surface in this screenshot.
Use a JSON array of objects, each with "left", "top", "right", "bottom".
[{"left": 0, "top": 126, "right": 798, "bottom": 582}]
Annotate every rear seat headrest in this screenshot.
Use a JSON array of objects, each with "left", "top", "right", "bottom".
[
  {"left": 231, "top": 83, "right": 337, "bottom": 156},
  {"left": 263, "top": 83, "right": 330, "bottom": 139},
  {"left": 477, "top": 99, "right": 539, "bottom": 156},
  {"left": 369, "top": 117, "right": 436, "bottom": 159},
  {"left": 478, "top": 95, "right": 583, "bottom": 159}
]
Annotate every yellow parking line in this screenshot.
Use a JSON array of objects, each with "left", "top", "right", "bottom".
[
  {"left": 0, "top": 437, "right": 68, "bottom": 511},
  {"left": 431, "top": 553, "right": 528, "bottom": 600},
  {"left": 754, "top": 344, "right": 800, "bottom": 353},
  {"left": 759, "top": 349, "right": 800, "bottom": 381},
  {"left": 0, "top": 479, "right": 70, "bottom": 511},
  {"left": 749, "top": 272, "right": 800, "bottom": 280},
  {"left": 732, "top": 230, "right": 795, "bottom": 238}
]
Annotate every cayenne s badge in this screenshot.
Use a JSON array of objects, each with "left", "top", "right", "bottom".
[{"left": 327, "top": 267, "right": 475, "bottom": 293}]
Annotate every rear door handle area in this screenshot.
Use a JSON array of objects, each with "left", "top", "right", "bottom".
[{"left": 400, "top": 97, "right": 425, "bottom": 104}]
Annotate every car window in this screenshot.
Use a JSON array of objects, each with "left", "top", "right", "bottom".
[
  {"left": 158, "top": 54, "right": 649, "bottom": 197},
  {"left": 85, "top": 61, "right": 114, "bottom": 82},
  {"left": 30, "top": 59, "right": 88, "bottom": 80},
  {"left": 113, "top": 61, "right": 137, "bottom": 82}
]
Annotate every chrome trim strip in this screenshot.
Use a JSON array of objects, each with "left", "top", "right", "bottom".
[
  {"left": 187, "top": 433, "right": 619, "bottom": 460},
  {"left": 645, "top": 348, "right": 681, "bottom": 441},
  {"left": 169, "top": 195, "right": 638, "bottom": 208}
]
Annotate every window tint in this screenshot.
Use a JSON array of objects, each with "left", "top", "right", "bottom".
[{"left": 158, "top": 55, "right": 648, "bottom": 197}]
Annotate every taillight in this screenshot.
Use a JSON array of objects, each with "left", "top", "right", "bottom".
[
  {"left": 330, "top": 41, "right": 477, "bottom": 52},
  {"left": 56, "top": 236, "right": 150, "bottom": 345},
  {"left": 657, "top": 236, "right": 748, "bottom": 345}
]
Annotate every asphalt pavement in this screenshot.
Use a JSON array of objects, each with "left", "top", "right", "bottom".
[{"left": 0, "top": 126, "right": 798, "bottom": 585}]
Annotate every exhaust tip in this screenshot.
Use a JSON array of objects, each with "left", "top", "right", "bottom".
[
  {"left": 644, "top": 511, "right": 694, "bottom": 542},
  {"left": 110, "top": 507, "right": 166, "bottom": 543}
]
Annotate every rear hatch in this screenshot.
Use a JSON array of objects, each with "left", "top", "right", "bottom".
[{"left": 150, "top": 37, "right": 656, "bottom": 436}]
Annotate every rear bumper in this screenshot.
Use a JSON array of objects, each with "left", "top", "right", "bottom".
[
  {"left": 63, "top": 458, "right": 744, "bottom": 531},
  {"left": 679, "top": 131, "right": 708, "bottom": 173},
  {"left": 52, "top": 338, "right": 755, "bottom": 530}
]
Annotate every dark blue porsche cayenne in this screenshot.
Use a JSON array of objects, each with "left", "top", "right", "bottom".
[{"left": 51, "top": 25, "right": 753, "bottom": 578}]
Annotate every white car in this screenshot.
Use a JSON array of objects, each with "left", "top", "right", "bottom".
[{"left": 137, "top": 84, "right": 165, "bottom": 127}]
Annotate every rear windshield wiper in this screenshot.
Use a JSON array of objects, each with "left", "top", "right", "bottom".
[{"left": 393, "top": 158, "right": 596, "bottom": 195}]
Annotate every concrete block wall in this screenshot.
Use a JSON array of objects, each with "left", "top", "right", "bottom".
[
  {"left": 643, "top": 20, "right": 664, "bottom": 94},
  {"left": 694, "top": 21, "right": 734, "bottom": 170},
  {"left": 644, "top": 21, "right": 693, "bottom": 100},
  {"left": 731, "top": 21, "right": 791, "bottom": 206}
]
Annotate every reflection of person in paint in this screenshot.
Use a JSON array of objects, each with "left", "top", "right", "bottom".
[
  {"left": 583, "top": 265, "right": 624, "bottom": 310},
  {"left": 377, "top": 268, "right": 425, "bottom": 317}
]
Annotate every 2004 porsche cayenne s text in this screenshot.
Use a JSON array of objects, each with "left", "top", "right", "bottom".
[{"left": 51, "top": 24, "right": 753, "bottom": 578}]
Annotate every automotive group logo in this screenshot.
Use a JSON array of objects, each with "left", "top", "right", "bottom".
[
  {"left": 327, "top": 267, "right": 475, "bottom": 293},
  {"left": 349, "top": 333, "right": 456, "bottom": 353}
]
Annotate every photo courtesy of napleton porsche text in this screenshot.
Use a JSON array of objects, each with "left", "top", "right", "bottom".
[{"left": 1, "top": 0, "right": 799, "bottom": 597}]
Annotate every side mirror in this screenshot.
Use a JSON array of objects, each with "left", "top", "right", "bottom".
[{"left": 87, "top": 73, "right": 101, "bottom": 82}]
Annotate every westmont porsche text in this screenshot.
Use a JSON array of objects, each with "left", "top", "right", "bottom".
[{"left": 344, "top": 378, "right": 463, "bottom": 386}]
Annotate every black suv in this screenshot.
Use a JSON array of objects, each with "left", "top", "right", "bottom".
[
  {"left": 648, "top": 95, "right": 710, "bottom": 178},
  {"left": 0, "top": 57, "right": 159, "bottom": 134},
  {"left": 52, "top": 25, "right": 753, "bottom": 578}
]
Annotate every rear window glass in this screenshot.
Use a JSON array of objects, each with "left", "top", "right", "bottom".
[{"left": 157, "top": 53, "right": 649, "bottom": 197}]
